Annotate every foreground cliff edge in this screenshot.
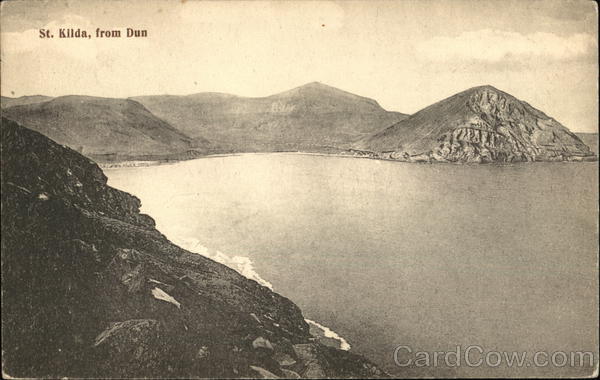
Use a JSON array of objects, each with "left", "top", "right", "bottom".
[{"left": 0, "top": 118, "right": 386, "bottom": 379}]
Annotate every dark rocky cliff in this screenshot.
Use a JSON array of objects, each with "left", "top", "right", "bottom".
[
  {"left": 357, "top": 86, "right": 595, "bottom": 163},
  {"left": 1, "top": 117, "right": 385, "bottom": 378}
]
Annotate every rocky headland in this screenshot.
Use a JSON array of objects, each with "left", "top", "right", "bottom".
[{"left": 1, "top": 117, "right": 386, "bottom": 378}]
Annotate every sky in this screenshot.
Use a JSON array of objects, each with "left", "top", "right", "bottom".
[{"left": 1, "top": 0, "right": 598, "bottom": 132}]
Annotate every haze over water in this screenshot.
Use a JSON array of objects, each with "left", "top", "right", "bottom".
[{"left": 106, "top": 154, "right": 598, "bottom": 377}]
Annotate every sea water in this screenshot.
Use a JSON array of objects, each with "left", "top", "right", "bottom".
[{"left": 106, "top": 154, "right": 598, "bottom": 377}]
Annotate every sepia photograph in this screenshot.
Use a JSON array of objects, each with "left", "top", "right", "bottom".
[{"left": 1, "top": 0, "right": 598, "bottom": 378}]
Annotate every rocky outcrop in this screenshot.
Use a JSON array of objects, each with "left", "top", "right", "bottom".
[
  {"left": 1, "top": 117, "right": 386, "bottom": 378},
  {"left": 357, "top": 85, "right": 595, "bottom": 163}
]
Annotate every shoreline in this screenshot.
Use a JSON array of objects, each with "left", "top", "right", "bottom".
[
  {"left": 102, "top": 171, "right": 357, "bottom": 353},
  {"left": 100, "top": 150, "right": 599, "bottom": 169},
  {"left": 165, "top": 235, "right": 353, "bottom": 352}
]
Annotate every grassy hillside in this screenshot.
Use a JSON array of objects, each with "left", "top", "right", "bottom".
[
  {"left": 1, "top": 95, "right": 53, "bottom": 108},
  {"left": 133, "top": 82, "right": 407, "bottom": 153},
  {"left": 3, "top": 96, "right": 205, "bottom": 161}
]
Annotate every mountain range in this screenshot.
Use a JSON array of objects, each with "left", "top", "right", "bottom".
[
  {"left": 2, "top": 83, "right": 595, "bottom": 163},
  {"left": 1, "top": 117, "right": 386, "bottom": 378}
]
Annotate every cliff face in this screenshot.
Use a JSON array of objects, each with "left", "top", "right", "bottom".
[
  {"left": 357, "top": 86, "right": 595, "bottom": 163},
  {"left": 1, "top": 118, "right": 385, "bottom": 378}
]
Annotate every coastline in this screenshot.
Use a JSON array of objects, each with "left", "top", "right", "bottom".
[
  {"left": 104, "top": 158, "right": 357, "bottom": 352},
  {"left": 100, "top": 149, "right": 599, "bottom": 170},
  {"left": 159, "top": 233, "right": 354, "bottom": 353}
]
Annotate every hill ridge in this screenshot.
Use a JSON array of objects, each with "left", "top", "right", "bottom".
[
  {"left": 134, "top": 82, "right": 391, "bottom": 111},
  {"left": 1, "top": 95, "right": 54, "bottom": 108},
  {"left": 132, "top": 82, "right": 408, "bottom": 153},
  {"left": 2, "top": 96, "right": 205, "bottom": 161}
]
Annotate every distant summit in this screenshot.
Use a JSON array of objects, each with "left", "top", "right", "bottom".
[
  {"left": 273, "top": 82, "right": 381, "bottom": 106},
  {"left": 356, "top": 85, "right": 595, "bottom": 163},
  {"left": 133, "top": 82, "right": 407, "bottom": 153}
]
